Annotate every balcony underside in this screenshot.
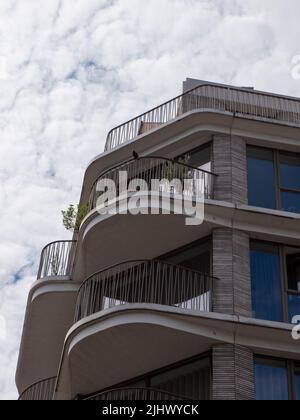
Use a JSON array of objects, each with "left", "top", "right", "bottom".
[
  {"left": 16, "top": 279, "right": 79, "bottom": 394},
  {"left": 55, "top": 305, "right": 300, "bottom": 400},
  {"left": 73, "top": 196, "right": 300, "bottom": 282}
]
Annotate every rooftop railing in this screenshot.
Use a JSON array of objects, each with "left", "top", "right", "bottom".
[
  {"left": 18, "top": 377, "right": 56, "bottom": 401},
  {"left": 84, "top": 387, "right": 189, "bottom": 401},
  {"left": 74, "top": 260, "right": 215, "bottom": 322},
  {"left": 89, "top": 156, "right": 216, "bottom": 211},
  {"left": 37, "top": 240, "right": 77, "bottom": 280},
  {"left": 105, "top": 83, "right": 300, "bottom": 151}
]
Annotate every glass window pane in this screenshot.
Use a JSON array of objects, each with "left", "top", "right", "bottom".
[
  {"left": 161, "top": 240, "right": 211, "bottom": 274},
  {"left": 178, "top": 144, "right": 211, "bottom": 172},
  {"left": 286, "top": 249, "right": 300, "bottom": 291},
  {"left": 250, "top": 242, "right": 283, "bottom": 322},
  {"left": 247, "top": 147, "right": 276, "bottom": 209},
  {"left": 150, "top": 357, "right": 211, "bottom": 400},
  {"left": 295, "top": 367, "right": 300, "bottom": 401},
  {"left": 280, "top": 154, "right": 300, "bottom": 190},
  {"left": 281, "top": 191, "right": 300, "bottom": 214},
  {"left": 288, "top": 294, "right": 300, "bottom": 324},
  {"left": 255, "top": 358, "right": 289, "bottom": 400}
]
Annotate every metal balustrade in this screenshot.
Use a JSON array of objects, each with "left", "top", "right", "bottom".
[
  {"left": 37, "top": 240, "right": 77, "bottom": 280},
  {"left": 19, "top": 377, "right": 56, "bottom": 401},
  {"left": 74, "top": 260, "right": 215, "bottom": 322},
  {"left": 105, "top": 83, "right": 300, "bottom": 151},
  {"left": 84, "top": 387, "right": 189, "bottom": 401},
  {"left": 89, "top": 156, "right": 216, "bottom": 211}
]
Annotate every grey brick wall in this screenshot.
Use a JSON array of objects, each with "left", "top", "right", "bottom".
[
  {"left": 212, "top": 344, "right": 255, "bottom": 400},
  {"left": 212, "top": 228, "right": 252, "bottom": 317},
  {"left": 212, "top": 134, "right": 248, "bottom": 204},
  {"left": 211, "top": 134, "right": 254, "bottom": 399}
]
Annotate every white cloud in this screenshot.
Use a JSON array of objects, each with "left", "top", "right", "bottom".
[{"left": 0, "top": 0, "right": 300, "bottom": 400}]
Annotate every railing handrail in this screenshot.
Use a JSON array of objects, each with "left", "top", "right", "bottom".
[
  {"left": 84, "top": 386, "right": 190, "bottom": 401},
  {"left": 77, "top": 259, "right": 217, "bottom": 295},
  {"left": 89, "top": 155, "right": 217, "bottom": 204},
  {"left": 88, "top": 156, "right": 217, "bottom": 212},
  {"left": 37, "top": 240, "right": 77, "bottom": 280},
  {"left": 106, "top": 83, "right": 300, "bottom": 138},
  {"left": 75, "top": 259, "right": 216, "bottom": 322},
  {"left": 19, "top": 377, "right": 57, "bottom": 401},
  {"left": 105, "top": 82, "right": 300, "bottom": 151},
  {"left": 39, "top": 240, "right": 77, "bottom": 257}
]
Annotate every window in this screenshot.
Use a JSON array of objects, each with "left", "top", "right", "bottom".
[
  {"left": 159, "top": 239, "right": 212, "bottom": 312},
  {"left": 286, "top": 248, "right": 300, "bottom": 322},
  {"left": 255, "top": 358, "right": 289, "bottom": 400},
  {"left": 105, "top": 355, "right": 211, "bottom": 400},
  {"left": 250, "top": 242, "right": 283, "bottom": 322},
  {"left": 161, "top": 239, "right": 211, "bottom": 275},
  {"left": 255, "top": 357, "right": 300, "bottom": 400},
  {"left": 177, "top": 143, "right": 212, "bottom": 173},
  {"left": 247, "top": 147, "right": 300, "bottom": 214},
  {"left": 150, "top": 357, "right": 211, "bottom": 400},
  {"left": 295, "top": 366, "right": 300, "bottom": 401},
  {"left": 247, "top": 147, "right": 276, "bottom": 209},
  {"left": 250, "top": 241, "right": 300, "bottom": 323}
]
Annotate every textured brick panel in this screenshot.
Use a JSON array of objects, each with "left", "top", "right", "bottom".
[
  {"left": 212, "top": 135, "right": 248, "bottom": 204},
  {"left": 212, "top": 344, "right": 255, "bottom": 400},
  {"left": 213, "top": 229, "right": 252, "bottom": 317}
]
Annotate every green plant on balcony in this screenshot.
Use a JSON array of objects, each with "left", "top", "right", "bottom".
[
  {"left": 62, "top": 203, "right": 89, "bottom": 232},
  {"left": 162, "top": 154, "right": 191, "bottom": 182},
  {"left": 160, "top": 154, "right": 191, "bottom": 194}
]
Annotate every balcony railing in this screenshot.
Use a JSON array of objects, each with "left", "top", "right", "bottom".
[
  {"left": 37, "top": 240, "right": 77, "bottom": 280},
  {"left": 19, "top": 377, "right": 56, "bottom": 401},
  {"left": 105, "top": 83, "right": 300, "bottom": 151},
  {"left": 89, "top": 156, "right": 216, "bottom": 211},
  {"left": 84, "top": 387, "right": 189, "bottom": 401},
  {"left": 74, "top": 260, "right": 215, "bottom": 322}
]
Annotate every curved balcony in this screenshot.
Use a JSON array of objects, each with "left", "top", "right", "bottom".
[
  {"left": 16, "top": 240, "right": 79, "bottom": 394},
  {"left": 37, "top": 240, "right": 77, "bottom": 280},
  {"left": 19, "top": 377, "right": 56, "bottom": 401},
  {"left": 84, "top": 387, "right": 188, "bottom": 401},
  {"left": 75, "top": 260, "right": 214, "bottom": 322},
  {"left": 105, "top": 83, "right": 300, "bottom": 151},
  {"left": 88, "top": 156, "right": 216, "bottom": 212}
]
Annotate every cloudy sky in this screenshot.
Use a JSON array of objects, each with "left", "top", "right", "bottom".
[{"left": 0, "top": 0, "right": 300, "bottom": 400}]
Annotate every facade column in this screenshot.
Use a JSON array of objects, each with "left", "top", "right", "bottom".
[
  {"left": 212, "top": 344, "right": 255, "bottom": 400},
  {"left": 212, "top": 134, "right": 248, "bottom": 204},
  {"left": 211, "top": 134, "right": 254, "bottom": 400}
]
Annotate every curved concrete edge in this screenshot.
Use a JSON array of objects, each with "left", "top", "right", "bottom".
[
  {"left": 16, "top": 278, "right": 80, "bottom": 394},
  {"left": 54, "top": 305, "right": 300, "bottom": 400},
  {"left": 82, "top": 196, "right": 300, "bottom": 243},
  {"left": 30, "top": 278, "right": 78, "bottom": 302},
  {"left": 71, "top": 196, "right": 300, "bottom": 282}
]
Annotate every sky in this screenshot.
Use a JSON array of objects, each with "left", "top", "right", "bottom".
[{"left": 0, "top": 0, "right": 300, "bottom": 400}]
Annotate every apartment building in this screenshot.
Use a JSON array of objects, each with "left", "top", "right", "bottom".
[{"left": 16, "top": 79, "right": 300, "bottom": 400}]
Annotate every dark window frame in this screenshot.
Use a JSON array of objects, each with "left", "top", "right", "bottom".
[
  {"left": 250, "top": 240, "right": 300, "bottom": 324},
  {"left": 247, "top": 146, "right": 300, "bottom": 213},
  {"left": 254, "top": 356, "right": 300, "bottom": 400}
]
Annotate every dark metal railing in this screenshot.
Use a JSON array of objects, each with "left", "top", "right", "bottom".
[
  {"left": 75, "top": 260, "right": 215, "bottom": 322},
  {"left": 89, "top": 157, "right": 216, "bottom": 211},
  {"left": 19, "top": 377, "right": 56, "bottom": 401},
  {"left": 37, "top": 240, "right": 77, "bottom": 280},
  {"left": 84, "top": 387, "right": 189, "bottom": 401},
  {"left": 105, "top": 83, "right": 300, "bottom": 151}
]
